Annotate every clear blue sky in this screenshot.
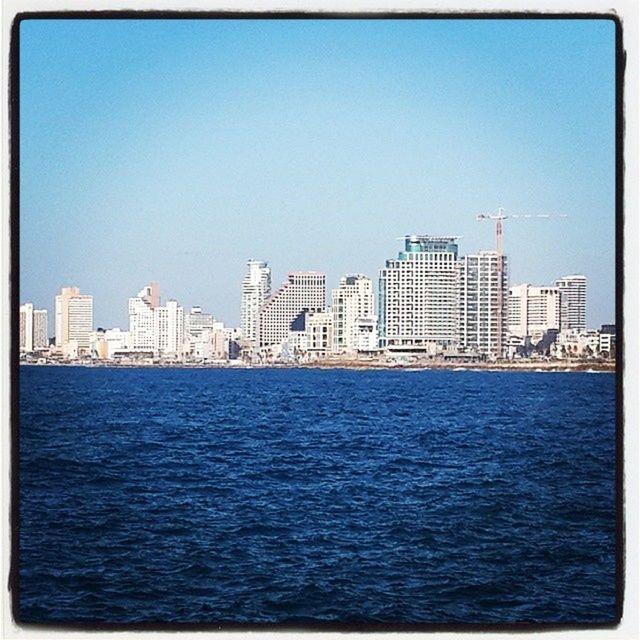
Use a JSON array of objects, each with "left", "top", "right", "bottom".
[{"left": 19, "top": 17, "right": 616, "bottom": 330}]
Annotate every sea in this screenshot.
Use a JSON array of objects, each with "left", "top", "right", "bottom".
[{"left": 17, "top": 365, "right": 618, "bottom": 626}]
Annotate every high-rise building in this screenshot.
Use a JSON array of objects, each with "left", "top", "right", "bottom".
[
  {"left": 129, "top": 283, "right": 159, "bottom": 351},
  {"left": 33, "top": 309, "right": 48, "bottom": 349},
  {"left": 241, "top": 260, "right": 271, "bottom": 346},
  {"left": 508, "top": 284, "right": 561, "bottom": 340},
  {"left": 331, "top": 275, "right": 376, "bottom": 353},
  {"left": 555, "top": 275, "right": 587, "bottom": 331},
  {"left": 55, "top": 287, "right": 93, "bottom": 350},
  {"left": 154, "top": 299, "right": 184, "bottom": 355},
  {"left": 378, "top": 235, "right": 459, "bottom": 352},
  {"left": 458, "top": 251, "right": 509, "bottom": 357},
  {"left": 19, "top": 303, "right": 34, "bottom": 353},
  {"left": 258, "top": 272, "right": 325, "bottom": 349}
]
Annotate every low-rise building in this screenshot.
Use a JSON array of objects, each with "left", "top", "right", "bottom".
[
  {"left": 552, "top": 329, "right": 600, "bottom": 358},
  {"left": 352, "top": 316, "right": 378, "bottom": 352},
  {"left": 61, "top": 339, "right": 80, "bottom": 360},
  {"left": 189, "top": 328, "right": 228, "bottom": 361},
  {"left": 105, "top": 328, "right": 131, "bottom": 358},
  {"left": 599, "top": 324, "right": 616, "bottom": 358},
  {"left": 305, "top": 310, "right": 333, "bottom": 356}
]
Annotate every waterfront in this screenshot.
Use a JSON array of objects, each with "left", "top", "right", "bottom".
[
  {"left": 19, "top": 366, "right": 617, "bottom": 625},
  {"left": 18, "top": 357, "right": 616, "bottom": 372}
]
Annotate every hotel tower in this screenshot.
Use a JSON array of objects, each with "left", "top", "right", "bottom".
[
  {"left": 258, "top": 272, "right": 326, "bottom": 350},
  {"left": 54, "top": 286, "right": 93, "bottom": 351},
  {"left": 378, "top": 235, "right": 459, "bottom": 352}
]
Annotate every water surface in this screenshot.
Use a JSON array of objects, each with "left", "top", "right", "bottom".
[{"left": 19, "top": 366, "right": 617, "bottom": 624}]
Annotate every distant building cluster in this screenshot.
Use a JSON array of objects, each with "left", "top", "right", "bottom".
[
  {"left": 242, "top": 237, "right": 611, "bottom": 363},
  {"left": 91, "top": 284, "right": 240, "bottom": 363},
  {"left": 19, "top": 236, "right": 615, "bottom": 364}
]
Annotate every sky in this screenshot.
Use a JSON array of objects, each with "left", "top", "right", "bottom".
[{"left": 19, "top": 17, "right": 616, "bottom": 331}]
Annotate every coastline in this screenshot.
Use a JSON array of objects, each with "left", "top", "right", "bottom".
[{"left": 19, "top": 359, "right": 616, "bottom": 373}]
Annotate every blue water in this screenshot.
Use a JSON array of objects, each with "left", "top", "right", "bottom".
[{"left": 18, "top": 366, "right": 617, "bottom": 625}]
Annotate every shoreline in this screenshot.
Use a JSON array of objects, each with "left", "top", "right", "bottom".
[{"left": 19, "top": 359, "right": 616, "bottom": 373}]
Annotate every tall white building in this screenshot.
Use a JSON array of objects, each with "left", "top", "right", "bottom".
[
  {"left": 258, "top": 272, "right": 326, "bottom": 349},
  {"left": 458, "top": 251, "right": 509, "bottom": 357},
  {"left": 555, "top": 275, "right": 587, "bottom": 331},
  {"left": 508, "top": 284, "right": 561, "bottom": 340},
  {"left": 154, "top": 299, "right": 184, "bottom": 355},
  {"left": 241, "top": 260, "right": 271, "bottom": 346},
  {"left": 129, "top": 283, "right": 159, "bottom": 351},
  {"left": 33, "top": 309, "right": 48, "bottom": 349},
  {"left": 378, "top": 235, "right": 459, "bottom": 352},
  {"left": 55, "top": 287, "right": 93, "bottom": 350},
  {"left": 19, "top": 303, "right": 34, "bottom": 353},
  {"left": 331, "top": 275, "right": 376, "bottom": 353}
]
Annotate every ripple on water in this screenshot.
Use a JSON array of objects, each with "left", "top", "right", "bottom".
[{"left": 19, "top": 367, "right": 617, "bottom": 624}]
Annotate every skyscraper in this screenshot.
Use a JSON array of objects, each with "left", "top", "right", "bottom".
[
  {"left": 19, "top": 303, "right": 34, "bottom": 353},
  {"left": 33, "top": 309, "right": 49, "bottom": 349},
  {"left": 129, "top": 283, "right": 159, "bottom": 351},
  {"left": 21, "top": 304, "right": 49, "bottom": 352},
  {"left": 54, "top": 286, "right": 93, "bottom": 350},
  {"left": 241, "top": 260, "right": 271, "bottom": 346},
  {"left": 458, "top": 251, "right": 509, "bottom": 357},
  {"left": 555, "top": 275, "right": 587, "bottom": 331},
  {"left": 378, "top": 235, "right": 459, "bottom": 352},
  {"left": 153, "top": 299, "right": 184, "bottom": 355},
  {"left": 258, "top": 272, "right": 326, "bottom": 350},
  {"left": 331, "top": 275, "right": 376, "bottom": 353}
]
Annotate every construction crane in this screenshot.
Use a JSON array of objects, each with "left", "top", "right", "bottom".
[{"left": 475, "top": 208, "right": 567, "bottom": 359}]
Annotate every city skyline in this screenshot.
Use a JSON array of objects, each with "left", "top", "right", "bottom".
[
  {"left": 19, "top": 18, "right": 616, "bottom": 329},
  {"left": 19, "top": 249, "right": 601, "bottom": 339},
  {"left": 22, "top": 250, "right": 596, "bottom": 352}
]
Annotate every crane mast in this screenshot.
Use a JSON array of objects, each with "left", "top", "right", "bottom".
[{"left": 475, "top": 208, "right": 565, "bottom": 359}]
